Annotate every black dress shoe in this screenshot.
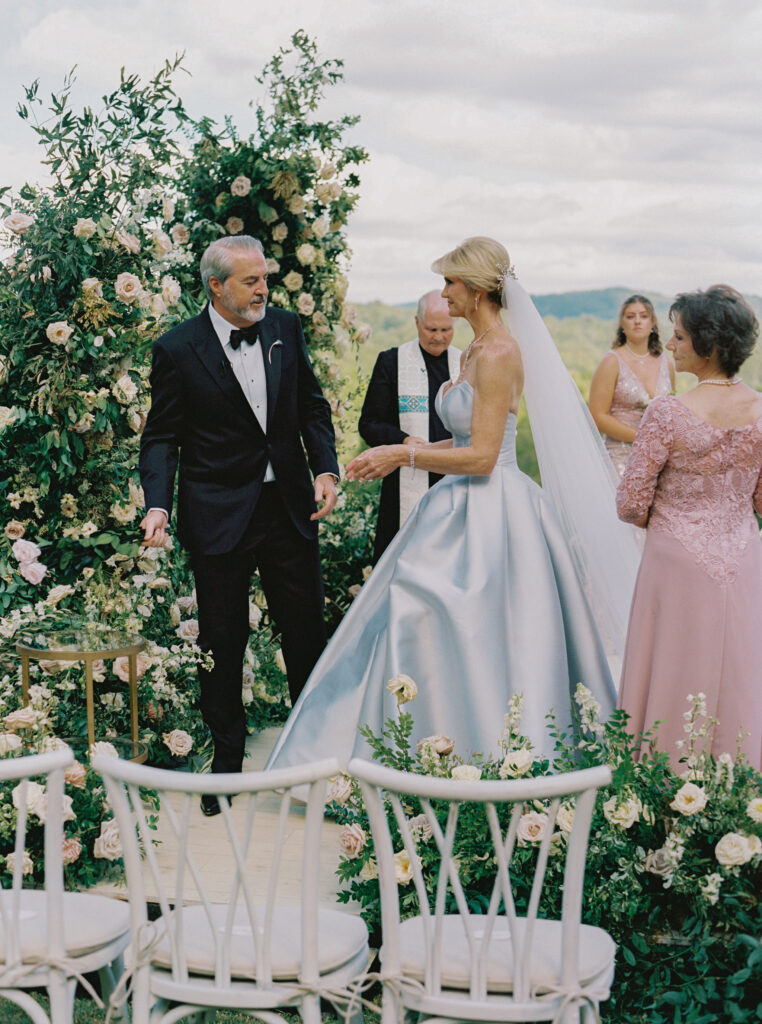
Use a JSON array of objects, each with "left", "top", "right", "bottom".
[{"left": 200, "top": 794, "right": 233, "bottom": 817}]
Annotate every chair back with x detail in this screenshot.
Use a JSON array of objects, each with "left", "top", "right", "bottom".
[
  {"left": 350, "top": 757, "right": 615, "bottom": 1024},
  {"left": 0, "top": 747, "right": 130, "bottom": 1024},
  {"left": 94, "top": 754, "right": 369, "bottom": 1024}
]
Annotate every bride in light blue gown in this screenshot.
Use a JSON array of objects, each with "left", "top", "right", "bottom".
[{"left": 267, "top": 237, "right": 640, "bottom": 771}]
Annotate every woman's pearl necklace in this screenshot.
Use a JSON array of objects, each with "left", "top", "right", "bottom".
[
  {"left": 624, "top": 343, "right": 651, "bottom": 361},
  {"left": 698, "top": 376, "right": 742, "bottom": 386}
]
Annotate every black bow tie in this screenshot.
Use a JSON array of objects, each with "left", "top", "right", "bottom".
[{"left": 229, "top": 324, "right": 260, "bottom": 351}]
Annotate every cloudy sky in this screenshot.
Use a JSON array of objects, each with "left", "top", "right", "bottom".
[{"left": 1, "top": 0, "right": 760, "bottom": 302}]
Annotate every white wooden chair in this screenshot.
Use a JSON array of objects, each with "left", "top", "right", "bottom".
[
  {"left": 350, "top": 758, "right": 615, "bottom": 1024},
  {"left": 0, "top": 747, "right": 131, "bottom": 1024},
  {"left": 93, "top": 754, "right": 370, "bottom": 1024}
]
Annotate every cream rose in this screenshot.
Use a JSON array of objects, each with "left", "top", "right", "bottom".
[
  {"left": 6, "top": 851, "right": 34, "bottom": 875},
  {"left": 176, "top": 619, "right": 200, "bottom": 642},
  {"left": 93, "top": 819, "right": 123, "bottom": 861},
  {"left": 113, "top": 653, "right": 150, "bottom": 682},
  {"left": 12, "top": 538, "right": 41, "bottom": 563},
  {"left": 517, "top": 811, "right": 549, "bottom": 843},
  {"left": 339, "top": 823, "right": 367, "bottom": 858},
  {"left": 408, "top": 813, "right": 433, "bottom": 843},
  {"left": 341, "top": 304, "right": 358, "bottom": 329},
  {"left": 62, "top": 837, "right": 83, "bottom": 865},
  {"left": 4, "top": 520, "right": 25, "bottom": 540},
  {"left": 161, "top": 275, "right": 182, "bottom": 306},
  {"left": 359, "top": 858, "right": 378, "bottom": 881},
  {"left": 19, "top": 561, "right": 47, "bottom": 585},
  {"left": 114, "top": 272, "right": 143, "bottom": 305},
  {"left": 170, "top": 223, "right": 190, "bottom": 245},
  {"left": 32, "top": 793, "right": 76, "bottom": 825},
  {"left": 12, "top": 780, "right": 45, "bottom": 816},
  {"left": 226, "top": 217, "right": 244, "bottom": 235},
  {"left": 112, "top": 373, "right": 138, "bottom": 405},
  {"left": 0, "top": 406, "right": 18, "bottom": 430},
  {"left": 296, "top": 292, "right": 315, "bottom": 316},
  {"left": 417, "top": 733, "right": 455, "bottom": 757},
  {"left": 149, "top": 293, "right": 167, "bottom": 317},
  {"left": 4, "top": 707, "right": 41, "bottom": 731},
  {"left": 91, "top": 741, "right": 119, "bottom": 759},
  {"left": 556, "top": 803, "right": 575, "bottom": 834},
  {"left": 327, "top": 774, "right": 353, "bottom": 806},
  {"left": 265, "top": 258, "right": 280, "bottom": 275},
  {"left": 386, "top": 674, "right": 417, "bottom": 705},
  {"left": 282, "top": 270, "right": 303, "bottom": 292},
  {"left": 288, "top": 195, "right": 306, "bottom": 214},
  {"left": 46, "top": 321, "right": 74, "bottom": 346},
  {"left": 0, "top": 732, "right": 22, "bottom": 755},
  {"left": 64, "top": 761, "right": 88, "bottom": 789},
  {"left": 603, "top": 793, "right": 641, "bottom": 829},
  {"left": 152, "top": 229, "right": 172, "bottom": 257},
  {"left": 746, "top": 797, "right": 762, "bottom": 824},
  {"left": 81, "top": 277, "right": 103, "bottom": 296},
  {"left": 230, "top": 175, "right": 252, "bottom": 196},
  {"left": 45, "top": 584, "right": 74, "bottom": 607},
  {"left": 73, "top": 413, "right": 95, "bottom": 434},
  {"left": 312, "top": 219, "right": 328, "bottom": 240},
  {"left": 73, "top": 217, "right": 97, "bottom": 239},
  {"left": 4, "top": 212, "right": 35, "bottom": 234},
  {"left": 715, "top": 832, "right": 755, "bottom": 867},
  {"left": 355, "top": 323, "right": 373, "bottom": 344},
  {"left": 451, "top": 764, "right": 481, "bottom": 782},
  {"left": 670, "top": 782, "right": 708, "bottom": 816},
  {"left": 115, "top": 228, "right": 140, "bottom": 254},
  {"left": 499, "top": 748, "right": 534, "bottom": 778},
  {"left": 393, "top": 849, "right": 420, "bottom": 885},
  {"left": 161, "top": 197, "right": 176, "bottom": 221},
  {"left": 272, "top": 223, "right": 288, "bottom": 243},
  {"left": 163, "top": 729, "right": 193, "bottom": 757},
  {"left": 295, "top": 243, "right": 317, "bottom": 266}
]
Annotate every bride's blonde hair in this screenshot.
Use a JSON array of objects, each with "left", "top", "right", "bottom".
[{"left": 431, "top": 236, "right": 510, "bottom": 306}]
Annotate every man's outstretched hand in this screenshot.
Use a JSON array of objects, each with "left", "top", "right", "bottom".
[{"left": 311, "top": 473, "right": 338, "bottom": 521}]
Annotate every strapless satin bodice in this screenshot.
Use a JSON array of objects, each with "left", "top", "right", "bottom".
[{"left": 436, "top": 381, "right": 518, "bottom": 467}]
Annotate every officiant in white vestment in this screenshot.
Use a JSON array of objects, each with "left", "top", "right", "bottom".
[{"left": 358, "top": 292, "right": 461, "bottom": 561}]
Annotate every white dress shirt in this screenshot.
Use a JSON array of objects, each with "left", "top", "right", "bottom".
[{"left": 208, "top": 302, "right": 275, "bottom": 482}]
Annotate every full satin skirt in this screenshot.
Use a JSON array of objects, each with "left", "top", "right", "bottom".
[
  {"left": 618, "top": 528, "right": 762, "bottom": 770},
  {"left": 267, "top": 462, "right": 615, "bottom": 771}
]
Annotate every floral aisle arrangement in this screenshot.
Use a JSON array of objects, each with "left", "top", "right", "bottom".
[
  {"left": 332, "top": 683, "right": 762, "bottom": 1023},
  {"left": 0, "top": 38, "right": 375, "bottom": 883}
]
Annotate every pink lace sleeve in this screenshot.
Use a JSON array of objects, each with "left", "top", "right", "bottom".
[
  {"left": 616, "top": 398, "right": 674, "bottom": 524},
  {"left": 754, "top": 464, "right": 762, "bottom": 516}
]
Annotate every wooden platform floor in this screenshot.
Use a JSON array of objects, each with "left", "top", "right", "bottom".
[{"left": 94, "top": 726, "right": 356, "bottom": 911}]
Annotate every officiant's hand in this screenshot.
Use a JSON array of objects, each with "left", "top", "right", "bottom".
[
  {"left": 141, "top": 509, "right": 168, "bottom": 548},
  {"left": 311, "top": 473, "right": 338, "bottom": 521},
  {"left": 346, "top": 444, "right": 407, "bottom": 481}
]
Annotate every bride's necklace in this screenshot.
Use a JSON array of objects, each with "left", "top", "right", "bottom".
[
  {"left": 698, "top": 376, "right": 742, "bottom": 386},
  {"left": 624, "top": 343, "right": 651, "bottom": 361},
  {"left": 461, "top": 321, "right": 500, "bottom": 373}
]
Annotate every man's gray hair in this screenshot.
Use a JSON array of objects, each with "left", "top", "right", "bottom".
[
  {"left": 200, "top": 235, "right": 264, "bottom": 300},
  {"left": 416, "top": 289, "right": 448, "bottom": 322}
]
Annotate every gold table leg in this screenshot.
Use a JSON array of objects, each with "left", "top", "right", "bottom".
[
  {"left": 84, "top": 657, "right": 95, "bottom": 755},
  {"left": 20, "top": 655, "right": 30, "bottom": 705},
  {"left": 128, "top": 652, "right": 139, "bottom": 748}
]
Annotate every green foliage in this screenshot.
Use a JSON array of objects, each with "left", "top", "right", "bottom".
[{"left": 332, "top": 688, "right": 762, "bottom": 1021}]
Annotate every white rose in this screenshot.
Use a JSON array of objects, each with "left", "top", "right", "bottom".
[
  {"left": 408, "top": 813, "right": 433, "bottom": 843},
  {"left": 340, "top": 304, "right": 358, "bottom": 329},
  {"left": 81, "top": 277, "right": 103, "bottom": 296},
  {"left": 359, "top": 858, "right": 378, "bottom": 881},
  {"left": 295, "top": 243, "right": 317, "bottom": 266},
  {"left": 417, "top": 734, "right": 455, "bottom": 757},
  {"left": 6, "top": 851, "right": 34, "bottom": 875},
  {"left": 170, "top": 223, "right": 190, "bottom": 245},
  {"left": 327, "top": 775, "right": 353, "bottom": 806},
  {"left": 226, "top": 217, "right": 244, "bottom": 235},
  {"left": 355, "top": 323, "right": 372, "bottom": 344},
  {"left": 339, "top": 823, "right": 367, "bottom": 858},
  {"left": 0, "top": 406, "right": 17, "bottom": 430},
  {"left": 163, "top": 729, "right": 193, "bottom": 757},
  {"left": 0, "top": 732, "right": 22, "bottom": 755},
  {"left": 746, "top": 797, "right": 762, "bottom": 824},
  {"left": 499, "top": 748, "right": 534, "bottom": 778},
  {"left": 19, "top": 561, "right": 47, "bottom": 585},
  {"left": 230, "top": 175, "right": 252, "bottom": 197},
  {"left": 12, "top": 539, "right": 41, "bottom": 564},
  {"left": 266, "top": 258, "right": 280, "bottom": 275},
  {"left": 161, "top": 276, "right": 181, "bottom": 306},
  {"left": 112, "top": 373, "right": 138, "bottom": 405},
  {"left": 176, "top": 619, "right": 200, "bottom": 643},
  {"left": 272, "top": 223, "right": 288, "bottom": 243},
  {"left": 45, "top": 584, "right": 74, "bottom": 607},
  {"left": 152, "top": 229, "right": 172, "bottom": 257},
  {"left": 603, "top": 793, "right": 641, "bottom": 829},
  {"left": 386, "top": 674, "right": 417, "bottom": 705},
  {"left": 315, "top": 182, "right": 333, "bottom": 204},
  {"left": 393, "top": 849, "right": 420, "bottom": 885},
  {"left": 288, "top": 195, "right": 306, "bottom": 214},
  {"left": 4, "top": 212, "right": 35, "bottom": 234},
  {"left": 90, "top": 741, "right": 119, "bottom": 759},
  {"left": 747, "top": 834, "right": 762, "bottom": 857},
  {"left": 517, "top": 811, "right": 549, "bottom": 843},
  {"left": 670, "top": 782, "right": 708, "bottom": 816},
  {"left": 281, "top": 271, "right": 302, "bottom": 293},
  {"left": 32, "top": 792, "right": 76, "bottom": 824},
  {"left": 114, "top": 272, "right": 143, "bottom": 305},
  {"left": 46, "top": 321, "right": 74, "bottom": 346},
  {"left": 161, "top": 197, "right": 176, "bottom": 221},
  {"left": 451, "top": 764, "right": 481, "bottom": 782},
  {"left": 556, "top": 803, "right": 575, "bottom": 834},
  {"left": 150, "top": 293, "right": 167, "bottom": 317},
  {"left": 73, "top": 217, "right": 97, "bottom": 239},
  {"left": 715, "top": 832, "right": 755, "bottom": 867},
  {"left": 312, "top": 219, "right": 328, "bottom": 240},
  {"left": 296, "top": 292, "right": 315, "bottom": 316},
  {"left": 12, "top": 780, "right": 45, "bottom": 816},
  {"left": 4, "top": 707, "right": 41, "bottom": 731},
  {"left": 113, "top": 654, "right": 150, "bottom": 683},
  {"left": 93, "top": 819, "right": 123, "bottom": 861},
  {"left": 114, "top": 228, "right": 140, "bottom": 254}
]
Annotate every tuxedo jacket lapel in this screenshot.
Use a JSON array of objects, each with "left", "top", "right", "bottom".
[
  {"left": 189, "top": 309, "right": 265, "bottom": 436},
  {"left": 258, "top": 317, "right": 282, "bottom": 432}
]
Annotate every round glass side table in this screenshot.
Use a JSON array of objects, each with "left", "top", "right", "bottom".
[{"left": 15, "top": 627, "right": 148, "bottom": 763}]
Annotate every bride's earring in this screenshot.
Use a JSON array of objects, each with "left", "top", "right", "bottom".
[{"left": 474, "top": 294, "right": 480, "bottom": 311}]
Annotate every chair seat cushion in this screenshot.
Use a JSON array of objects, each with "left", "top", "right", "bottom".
[
  {"left": 0, "top": 891, "right": 131, "bottom": 960},
  {"left": 150, "top": 904, "right": 369, "bottom": 981},
  {"left": 394, "top": 915, "right": 615, "bottom": 993}
]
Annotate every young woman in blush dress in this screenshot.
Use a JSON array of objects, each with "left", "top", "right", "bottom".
[
  {"left": 589, "top": 295, "right": 675, "bottom": 476},
  {"left": 617, "top": 285, "right": 762, "bottom": 770}
]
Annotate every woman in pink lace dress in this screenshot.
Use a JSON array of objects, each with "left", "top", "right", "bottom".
[
  {"left": 589, "top": 294, "right": 674, "bottom": 476},
  {"left": 617, "top": 285, "right": 762, "bottom": 770}
]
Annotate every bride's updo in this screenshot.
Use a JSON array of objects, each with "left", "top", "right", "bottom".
[{"left": 431, "top": 236, "right": 510, "bottom": 306}]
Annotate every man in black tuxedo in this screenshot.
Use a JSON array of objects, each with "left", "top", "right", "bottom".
[
  {"left": 358, "top": 291, "right": 458, "bottom": 562},
  {"left": 139, "top": 236, "right": 338, "bottom": 809}
]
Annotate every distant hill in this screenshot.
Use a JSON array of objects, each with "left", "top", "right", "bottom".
[{"left": 532, "top": 287, "right": 672, "bottom": 320}]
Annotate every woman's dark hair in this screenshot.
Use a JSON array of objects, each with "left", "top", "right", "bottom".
[
  {"left": 669, "top": 285, "right": 759, "bottom": 376},
  {"left": 613, "top": 294, "right": 662, "bottom": 355}
]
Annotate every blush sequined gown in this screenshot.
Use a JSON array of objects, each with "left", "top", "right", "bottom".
[
  {"left": 604, "top": 351, "right": 672, "bottom": 476},
  {"left": 617, "top": 396, "right": 762, "bottom": 770}
]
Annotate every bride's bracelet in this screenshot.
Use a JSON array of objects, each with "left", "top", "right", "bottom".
[{"left": 410, "top": 446, "right": 416, "bottom": 471}]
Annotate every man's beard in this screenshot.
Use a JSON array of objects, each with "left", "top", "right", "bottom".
[{"left": 223, "top": 288, "right": 267, "bottom": 323}]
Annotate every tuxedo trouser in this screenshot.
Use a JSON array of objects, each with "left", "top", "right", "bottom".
[{"left": 192, "top": 484, "right": 327, "bottom": 774}]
